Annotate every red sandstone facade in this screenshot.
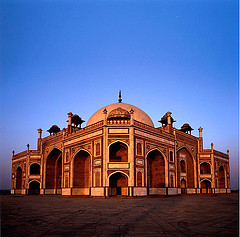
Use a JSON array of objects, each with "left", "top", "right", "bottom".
[{"left": 11, "top": 98, "right": 231, "bottom": 196}]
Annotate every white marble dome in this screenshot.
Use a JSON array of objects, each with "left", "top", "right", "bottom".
[{"left": 87, "top": 103, "right": 154, "bottom": 127}]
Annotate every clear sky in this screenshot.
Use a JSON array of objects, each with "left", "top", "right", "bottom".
[{"left": 0, "top": 0, "right": 238, "bottom": 190}]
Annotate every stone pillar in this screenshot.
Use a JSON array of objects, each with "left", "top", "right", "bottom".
[
  {"left": 40, "top": 149, "right": 45, "bottom": 194},
  {"left": 198, "top": 127, "right": 203, "bottom": 152},
  {"left": 167, "top": 111, "right": 171, "bottom": 125},
  {"left": 102, "top": 109, "right": 108, "bottom": 196},
  {"left": 37, "top": 129, "right": 42, "bottom": 151},
  {"left": 26, "top": 151, "right": 30, "bottom": 195},
  {"left": 227, "top": 163, "right": 231, "bottom": 190},
  {"left": 129, "top": 109, "right": 134, "bottom": 196},
  {"left": 166, "top": 111, "right": 172, "bottom": 133},
  {"left": 67, "top": 112, "right": 73, "bottom": 133},
  {"left": 227, "top": 150, "right": 229, "bottom": 157},
  {"left": 68, "top": 112, "right": 72, "bottom": 125},
  {"left": 27, "top": 144, "right": 30, "bottom": 153},
  {"left": 211, "top": 143, "right": 214, "bottom": 152},
  {"left": 11, "top": 151, "right": 15, "bottom": 194},
  {"left": 211, "top": 143, "right": 215, "bottom": 189},
  {"left": 173, "top": 129, "right": 178, "bottom": 189},
  {"left": 197, "top": 152, "right": 201, "bottom": 193},
  {"left": 38, "top": 128, "right": 42, "bottom": 139},
  {"left": 198, "top": 127, "right": 203, "bottom": 138}
]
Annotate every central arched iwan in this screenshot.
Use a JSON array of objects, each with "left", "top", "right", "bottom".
[{"left": 177, "top": 148, "right": 194, "bottom": 188}]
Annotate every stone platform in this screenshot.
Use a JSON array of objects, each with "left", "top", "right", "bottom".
[{"left": 1, "top": 193, "right": 238, "bottom": 236}]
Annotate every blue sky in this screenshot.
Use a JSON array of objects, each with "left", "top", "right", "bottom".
[{"left": 0, "top": 0, "right": 238, "bottom": 189}]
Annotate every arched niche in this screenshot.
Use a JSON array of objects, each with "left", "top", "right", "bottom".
[
  {"left": 200, "top": 162, "right": 211, "bottom": 174},
  {"left": 45, "top": 148, "right": 62, "bottom": 190},
  {"left": 72, "top": 150, "right": 91, "bottom": 188},
  {"left": 219, "top": 166, "right": 225, "bottom": 188},
  {"left": 147, "top": 149, "right": 165, "bottom": 189},
  {"left": 30, "top": 163, "right": 40, "bottom": 175},
  {"left": 177, "top": 147, "right": 195, "bottom": 188},
  {"left": 109, "top": 141, "right": 128, "bottom": 162},
  {"left": 16, "top": 166, "right": 22, "bottom": 189}
]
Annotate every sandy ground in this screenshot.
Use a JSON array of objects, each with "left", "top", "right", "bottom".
[{"left": 1, "top": 193, "right": 239, "bottom": 237}]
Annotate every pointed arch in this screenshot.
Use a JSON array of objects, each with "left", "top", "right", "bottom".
[
  {"left": 200, "top": 179, "right": 212, "bottom": 193},
  {"left": 146, "top": 148, "right": 168, "bottom": 163},
  {"left": 201, "top": 178, "right": 212, "bottom": 183},
  {"left": 177, "top": 145, "right": 194, "bottom": 157},
  {"left": 219, "top": 165, "right": 225, "bottom": 188},
  {"left": 177, "top": 147, "right": 196, "bottom": 188},
  {"left": 45, "top": 148, "right": 63, "bottom": 190},
  {"left": 28, "top": 180, "right": 40, "bottom": 195},
  {"left": 71, "top": 149, "right": 91, "bottom": 188},
  {"left": 108, "top": 140, "right": 130, "bottom": 148},
  {"left": 71, "top": 148, "right": 92, "bottom": 159},
  {"left": 108, "top": 170, "right": 130, "bottom": 179},
  {"left": 28, "top": 179, "right": 41, "bottom": 185},
  {"left": 109, "top": 141, "right": 128, "bottom": 162},
  {"left": 180, "top": 178, "right": 187, "bottom": 194},
  {"left": 109, "top": 171, "right": 128, "bottom": 196},
  {"left": 30, "top": 163, "right": 41, "bottom": 175},
  {"left": 146, "top": 148, "right": 167, "bottom": 189},
  {"left": 16, "top": 166, "right": 22, "bottom": 189},
  {"left": 200, "top": 162, "right": 211, "bottom": 174}
]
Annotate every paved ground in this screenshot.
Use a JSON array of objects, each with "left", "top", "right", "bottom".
[{"left": 1, "top": 193, "right": 239, "bottom": 237}]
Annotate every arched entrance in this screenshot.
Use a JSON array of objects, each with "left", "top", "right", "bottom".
[
  {"left": 147, "top": 149, "right": 165, "bottom": 195},
  {"left": 177, "top": 148, "right": 195, "bottom": 188},
  {"left": 219, "top": 166, "right": 225, "bottom": 188},
  {"left": 73, "top": 150, "right": 91, "bottom": 188},
  {"left": 109, "top": 172, "right": 128, "bottom": 196},
  {"left": 28, "top": 181, "right": 40, "bottom": 195},
  {"left": 45, "top": 148, "right": 62, "bottom": 194},
  {"left": 181, "top": 179, "right": 186, "bottom": 194},
  {"left": 109, "top": 142, "right": 128, "bottom": 162},
  {"left": 201, "top": 180, "right": 212, "bottom": 194},
  {"left": 16, "top": 166, "right": 22, "bottom": 189}
]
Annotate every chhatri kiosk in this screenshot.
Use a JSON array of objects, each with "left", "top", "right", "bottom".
[{"left": 11, "top": 93, "right": 231, "bottom": 196}]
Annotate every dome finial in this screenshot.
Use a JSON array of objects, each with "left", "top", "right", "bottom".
[{"left": 118, "top": 90, "right": 122, "bottom": 103}]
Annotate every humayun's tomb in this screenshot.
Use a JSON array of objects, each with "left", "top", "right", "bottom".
[{"left": 11, "top": 92, "right": 231, "bottom": 196}]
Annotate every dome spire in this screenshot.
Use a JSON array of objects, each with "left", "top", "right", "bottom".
[{"left": 118, "top": 90, "right": 122, "bottom": 103}]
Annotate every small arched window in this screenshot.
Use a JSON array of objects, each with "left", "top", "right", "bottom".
[{"left": 180, "top": 160, "right": 186, "bottom": 172}]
